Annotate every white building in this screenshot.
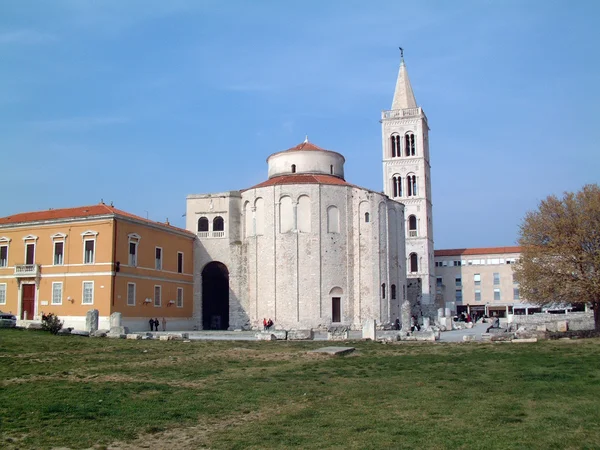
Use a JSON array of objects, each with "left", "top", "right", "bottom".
[
  {"left": 434, "top": 246, "right": 528, "bottom": 317},
  {"left": 185, "top": 54, "right": 444, "bottom": 331},
  {"left": 187, "top": 140, "right": 407, "bottom": 330},
  {"left": 381, "top": 56, "right": 436, "bottom": 316}
]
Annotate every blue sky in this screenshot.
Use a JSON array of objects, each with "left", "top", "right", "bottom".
[{"left": 1, "top": 0, "right": 599, "bottom": 248}]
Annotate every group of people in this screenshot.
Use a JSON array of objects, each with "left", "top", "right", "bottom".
[
  {"left": 149, "top": 317, "right": 166, "bottom": 332},
  {"left": 262, "top": 318, "right": 274, "bottom": 331}
]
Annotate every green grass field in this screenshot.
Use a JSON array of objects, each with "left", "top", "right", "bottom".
[{"left": 1, "top": 329, "right": 600, "bottom": 449}]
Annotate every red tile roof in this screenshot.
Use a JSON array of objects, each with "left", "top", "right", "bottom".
[
  {"left": 282, "top": 141, "right": 329, "bottom": 152},
  {"left": 0, "top": 204, "right": 195, "bottom": 236},
  {"left": 434, "top": 246, "right": 522, "bottom": 257},
  {"left": 246, "top": 174, "right": 351, "bottom": 190}
]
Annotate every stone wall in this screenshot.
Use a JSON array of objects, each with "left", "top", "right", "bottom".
[{"left": 510, "top": 311, "right": 594, "bottom": 331}]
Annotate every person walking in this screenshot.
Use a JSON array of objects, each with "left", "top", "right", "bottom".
[{"left": 149, "top": 318, "right": 154, "bottom": 331}]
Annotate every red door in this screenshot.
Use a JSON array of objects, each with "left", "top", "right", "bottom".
[{"left": 21, "top": 284, "right": 35, "bottom": 320}]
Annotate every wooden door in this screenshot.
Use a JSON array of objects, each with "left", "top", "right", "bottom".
[
  {"left": 332, "top": 297, "right": 341, "bottom": 323},
  {"left": 21, "top": 284, "right": 35, "bottom": 320}
]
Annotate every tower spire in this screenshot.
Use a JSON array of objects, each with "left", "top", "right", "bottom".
[{"left": 391, "top": 49, "right": 417, "bottom": 110}]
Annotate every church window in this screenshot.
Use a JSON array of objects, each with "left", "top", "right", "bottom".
[
  {"left": 213, "top": 216, "right": 224, "bottom": 233},
  {"left": 327, "top": 206, "right": 340, "bottom": 233},
  {"left": 381, "top": 283, "right": 386, "bottom": 299},
  {"left": 391, "top": 134, "right": 401, "bottom": 157},
  {"left": 409, "top": 253, "right": 418, "bottom": 273},
  {"left": 244, "top": 202, "right": 253, "bottom": 238},
  {"left": 405, "top": 133, "right": 415, "bottom": 156},
  {"left": 364, "top": 212, "right": 370, "bottom": 223},
  {"left": 279, "top": 196, "right": 293, "bottom": 233},
  {"left": 297, "top": 195, "right": 311, "bottom": 233},
  {"left": 391, "top": 284, "right": 396, "bottom": 300},
  {"left": 198, "top": 217, "right": 209, "bottom": 233},
  {"left": 255, "top": 198, "right": 265, "bottom": 236},
  {"left": 291, "top": 164, "right": 296, "bottom": 173},
  {"left": 392, "top": 176, "right": 402, "bottom": 198},
  {"left": 407, "top": 175, "right": 417, "bottom": 197},
  {"left": 408, "top": 215, "right": 417, "bottom": 237}
]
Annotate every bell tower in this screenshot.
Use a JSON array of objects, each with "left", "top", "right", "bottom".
[{"left": 381, "top": 51, "right": 436, "bottom": 314}]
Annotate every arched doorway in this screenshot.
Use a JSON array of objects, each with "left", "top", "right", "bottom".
[{"left": 202, "top": 262, "right": 229, "bottom": 330}]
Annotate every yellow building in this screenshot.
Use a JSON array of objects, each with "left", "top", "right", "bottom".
[{"left": 0, "top": 203, "right": 195, "bottom": 331}]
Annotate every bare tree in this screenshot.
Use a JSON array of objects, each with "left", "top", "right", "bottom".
[{"left": 514, "top": 184, "right": 600, "bottom": 330}]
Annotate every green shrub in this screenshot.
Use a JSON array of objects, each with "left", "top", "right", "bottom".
[{"left": 41, "top": 313, "right": 63, "bottom": 335}]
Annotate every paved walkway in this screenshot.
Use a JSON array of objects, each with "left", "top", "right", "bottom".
[{"left": 437, "top": 322, "right": 489, "bottom": 342}]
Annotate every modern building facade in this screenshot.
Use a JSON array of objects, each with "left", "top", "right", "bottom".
[
  {"left": 0, "top": 204, "right": 195, "bottom": 329},
  {"left": 433, "top": 246, "right": 529, "bottom": 317}
]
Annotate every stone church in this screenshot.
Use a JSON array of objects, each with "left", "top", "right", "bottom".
[{"left": 186, "top": 56, "right": 435, "bottom": 330}]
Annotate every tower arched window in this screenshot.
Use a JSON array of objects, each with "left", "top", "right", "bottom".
[
  {"left": 213, "top": 216, "right": 224, "bottom": 232},
  {"left": 197, "top": 217, "right": 209, "bottom": 233},
  {"left": 381, "top": 283, "right": 386, "bottom": 299},
  {"left": 407, "top": 175, "right": 417, "bottom": 197},
  {"left": 391, "top": 284, "right": 397, "bottom": 300},
  {"left": 364, "top": 212, "right": 370, "bottom": 223},
  {"left": 408, "top": 215, "right": 417, "bottom": 237},
  {"left": 392, "top": 175, "right": 402, "bottom": 198},
  {"left": 405, "top": 133, "right": 416, "bottom": 156},
  {"left": 330, "top": 165, "right": 334, "bottom": 175},
  {"left": 291, "top": 164, "right": 296, "bottom": 173},
  {"left": 409, "top": 253, "right": 418, "bottom": 273},
  {"left": 390, "top": 134, "right": 401, "bottom": 158}
]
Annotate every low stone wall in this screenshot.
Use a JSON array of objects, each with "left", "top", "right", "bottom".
[{"left": 510, "top": 312, "right": 594, "bottom": 331}]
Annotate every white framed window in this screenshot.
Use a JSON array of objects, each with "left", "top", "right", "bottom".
[
  {"left": 52, "top": 282, "right": 63, "bottom": 305},
  {"left": 81, "top": 231, "right": 98, "bottom": 264},
  {"left": 154, "top": 285, "right": 161, "bottom": 307},
  {"left": 53, "top": 241, "right": 64, "bottom": 265},
  {"left": 494, "top": 288, "right": 501, "bottom": 301},
  {"left": 84, "top": 239, "right": 95, "bottom": 264},
  {"left": 474, "top": 274, "right": 481, "bottom": 285},
  {"left": 455, "top": 277, "right": 461, "bottom": 287},
  {"left": 493, "top": 272, "right": 500, "bottom": 285},
  {"left": 177, "top": 252, "right": 183, "bottom": 274},
  {"left": 127, "top": 282, "right": 136, "bottom": 306},
  {"left": 0, "top": 283, "right": 6, "bottom": 305},
  {"left": 0, "top": 244, "right": 8, "bottom": 268},
  {"left": 128, "top": 233, "right": 141, "bottom": 267},
  {"left": 455, "top": 289, "right": 462, "bottom": 302},
  {"left": 513, "top": 288, "right": 520, "bottom": 300},
  {"left": 82, "top": 281, "right": 94, "bottom": 305},
  {"left": 155, "top": 247, "right": 162, "bottom": 270},
  {"left": 475, "top": 290, "right": 481, "bottom": 301},
  {"left": 177, "top": 287, "right": 183, "bottom": 308}
]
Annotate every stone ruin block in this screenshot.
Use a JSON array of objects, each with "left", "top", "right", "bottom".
[
  {"left": 288, "top": 330, "right": 314, "bottom": 340},
  {"left": 71, "top": 330, "right": 90, "bottom": 337},
  {"left": 256, "top": 333, "right": 277, "bottom": 341},
  {"left": 362, "top": 320, "right": 376, "bottom": 340},
  {"left": 126, "top": 334, "right": 142, "bottom": 340},
  {"left": 85, "top": 309, "right": 99, "bottom": 333},
  {"left": 463, "top": 335, "right": 475, "bottom": 342},
  {"left": 556, "top": 321, "right": 568, "bottom": 332},
  {"left": 269, "top": 330, "right": 288, "bottom": 340},
  {"left": 376, "top": 330, "right": 399, "bottom": 342}
]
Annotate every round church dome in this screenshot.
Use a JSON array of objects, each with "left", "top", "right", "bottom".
[{"left": 267, "top": 139, "right": 345, "bottom": 179}]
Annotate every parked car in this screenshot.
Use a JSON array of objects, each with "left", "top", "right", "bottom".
[{"left": 0, "top": 311, "right": 17, "bottom": 328}]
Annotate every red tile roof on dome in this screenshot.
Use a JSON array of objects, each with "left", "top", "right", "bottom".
[
  {"left": 434, "top": 246, "right": 521, "bottom": 257},
  {"left": 282, "top": 141, "right": 329, "bottom": 152},
  {"left": 0, "top": 204, "right": 195, "bottom": 236},
  {"left": 245, "top": 174, "right": 351, "bottom": 190}
]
